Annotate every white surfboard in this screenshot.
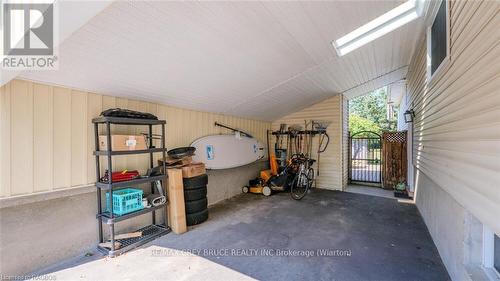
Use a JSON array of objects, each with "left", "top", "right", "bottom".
[{"left": 190, "top": 134, "right": 266, "bottom": 169}]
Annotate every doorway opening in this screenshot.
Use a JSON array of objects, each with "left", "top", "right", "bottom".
[
  {"left": 349, "top": 131, "right": 382, "bottom": 184},
  {"left": 347, "top": 86, "right": 399, "bottom": 188}
]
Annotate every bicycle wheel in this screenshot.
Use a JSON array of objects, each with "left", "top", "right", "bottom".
[
  {"left": 307, "top": 167, "right": 315, "bottom": 189},
  {"left": 290, "top": 170, "right": 310, "bottom": 200}
]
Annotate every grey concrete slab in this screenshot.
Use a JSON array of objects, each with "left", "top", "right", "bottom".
[
  {"left": 33, "top": 189, "right": 449, "bottom": 281},
  {"left": 345, "top": 184, "right": 414, "bottom": 203},
  {"left": 1, "top": 161, "right": 267, "bottom": 277}
]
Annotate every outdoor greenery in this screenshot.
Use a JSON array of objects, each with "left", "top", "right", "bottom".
[
  {"left": 349, "top": 87, "right": 398, "bottom": 135},
  {"left": 349, "top": 115, "right": 380, "bottom": 134}
]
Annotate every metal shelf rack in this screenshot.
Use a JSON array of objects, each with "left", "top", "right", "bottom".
[{"left": 92, "top": 116, "right": 170, "bottom": 257}]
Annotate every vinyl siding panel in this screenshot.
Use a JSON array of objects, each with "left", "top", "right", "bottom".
[
  {"left": 70, "top": 91, "right": 88, "bottom": 186},
  {"left": 86, "top": 93, "right": 102, "bottom": 184},
  {"left": 0, "top": 79, "right": 271, "bottom": 198},
  {"left": 407, "top": 1, "right": 500, "bottom": 234},
  {"left": 52, "top": 87, "right": 72, "bottom": 190},
  {"left": 271, "top": 95, "right": 343, "bottom": 190},
  {"left": 341, "top": 95, "right": 349, "bottom": 190},
  {"left": 0, "top": 83, "right": 11, "bottom": 197},
  {"left": 33, "top": 83, "right": 53, "bottom": 192},
  {"left": 10, "top": 80, "right": 34, "bottom": 196}
]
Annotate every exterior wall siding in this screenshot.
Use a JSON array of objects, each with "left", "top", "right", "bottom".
[
  {"left": 407, "top": 0, "right": 500, "bottom": 244},
  {"left": 0, "top": 79, "right": 271, "bottom": 198},
  {"left": 271, "top": 95, "right": 344, "bottom": 190},
  {"left": 342, "top": 95, "right": 349, "bottom": 190}
]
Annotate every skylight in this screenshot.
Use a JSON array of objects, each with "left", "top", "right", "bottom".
[{"left": 333, "top": 0, "right": 424, "bottom": 56}]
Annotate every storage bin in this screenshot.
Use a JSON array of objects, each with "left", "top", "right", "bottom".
[{"left": 106, "top": 188, "right": 143, "bottom": 216}]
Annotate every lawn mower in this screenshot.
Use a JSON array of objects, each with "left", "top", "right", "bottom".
[
  {"left": 242, "top": 154, "right": 296, "bottom": 196},
  {"left": 242, "top": 154, "right": 284, "bottom": 196}
]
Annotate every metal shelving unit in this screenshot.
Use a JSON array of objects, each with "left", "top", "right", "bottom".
[{"left": 92, "top": 116, "right": 170, "bottom": 257}]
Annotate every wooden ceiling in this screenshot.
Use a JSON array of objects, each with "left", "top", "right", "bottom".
[{"left": 20, "top": 1, "right": 424, "bottom": 120}]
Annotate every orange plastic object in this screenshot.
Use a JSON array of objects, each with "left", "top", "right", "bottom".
[
  {"left": 270, "top": 154, "right": 278, "bottom": 176},
  {"left": 260, "top": 170, "right": 272, "bottom": 182}
]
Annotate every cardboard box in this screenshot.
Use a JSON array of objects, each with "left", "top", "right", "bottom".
[
  {"left": 166, "top": 169, "right": 187, "bottom": 234},
  {"left": 99, "top": 135, "right": 147, "bottom": 151},
  {"left": 181, "top": 163, "right": 206, "bottom": 178}
]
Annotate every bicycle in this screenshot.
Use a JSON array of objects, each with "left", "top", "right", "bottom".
[{"left": 289, "top": 154, "right": 315, "bottom": 200}]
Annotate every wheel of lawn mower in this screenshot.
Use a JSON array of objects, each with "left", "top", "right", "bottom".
[
  {"left": 242, "top": 186, "right": 249, "bottom": 193},
  {"left": 262, "top": 186, "right": 272, "bottom": 196},
  {"left": 183, "top": 174, "right": 208, "bottom": 190},
  {"left": 185, "top": 197, "right": 208, "bottom": 214},
  {"left": 184, "top": 186, "right": 207, "bottom": 201},
  {"left": 186, "top": 209, "right": 209, "bottom": 226}
]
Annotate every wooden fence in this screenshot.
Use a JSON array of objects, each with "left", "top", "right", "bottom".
[{"left": 382, "top": 131, "right": 407, "bottom": 189}]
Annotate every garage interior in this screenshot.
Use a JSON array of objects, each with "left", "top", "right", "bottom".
[{"left": 1, "top": 1, "right": 499, "bottom": 281}]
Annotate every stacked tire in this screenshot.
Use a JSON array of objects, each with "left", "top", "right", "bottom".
[{"left": 183, "top": 174, "right": 209, "bottom": 226}]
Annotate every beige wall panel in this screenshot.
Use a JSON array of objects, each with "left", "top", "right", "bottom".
[
  {"left": 53, "top": 87, "right": 72, "bottom": 189},
  {"left": 100, "top": 95, "right": 115, "bottom": 171},
  {"left": 112, "top": 98, "right": 129, "bottom": 171},
  {"left": 86, "top": 93, "right": 102, "bottom": 183},
  {"left": 114, "top": 98, "right": 129, "bottom": 135},
  {"left": 125, "top": 99, "right": 141, "bottom": 172},
  {"left": 138, "top": 101, "right": 152, "bottom": 173},
  {"left": 2, "top": 79, "right": 271, "bottom": 197},
  {"left": 341, "top": 95, "right": 349, "bottom": 191},
  {"left": 406, "top": 1, "right": 500, "bottom": 234},
  {"left": 70, "top": 91, "right": 88, "bottom": 186},
  {"left": 272, "top": 95, "right": 342, "bottom": 190},
  {"left": 144, "top": 102, "right": 159, "bottom": 167},
  {"left": 101, "top": 95, "right": 116, "bottom": 111},
  {"left": 180, "top": 108, "right": 192, "bottom": 146},
  {"left": 199, "top": 111, "right": 209, "bottom": 140},
  {"left": 33, "top": 83, "right": 53, "bottom": 192},
  {"left": 165, "top": 106, "right": 180, "bottom": 148},
  {"left": 10, "top": 80, "right": 34, "bottom": 195},
  {"left": 0, "top": 84, "right": 11, "bottom": 197}
]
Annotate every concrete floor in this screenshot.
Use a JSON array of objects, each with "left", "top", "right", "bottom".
[
  {"left": 346, "top": 184, "right": 394, "bottom": 198},
  {"left": 34, "top": 189, "right": 449, "bottom": 281}
]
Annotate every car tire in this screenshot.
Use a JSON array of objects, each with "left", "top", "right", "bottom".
[
  {"left": 184, "top": 186, "right": 207, "bottom": 201},
  {"left": 183, "top": 174, "right": 208, "bottom": 190},
  {"left": 185, "top": 198, "right": 208, "bottom": 214},
  {"left": 186, "top": 209, "right": 209, "bottom": 226}
]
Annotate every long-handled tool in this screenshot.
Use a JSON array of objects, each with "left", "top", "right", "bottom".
[
  {"left": 313, "top": 120, "right": 331, "bottom": 176},
  {"left": 215, "top": 122, "right": 253, "bottom": 138}
]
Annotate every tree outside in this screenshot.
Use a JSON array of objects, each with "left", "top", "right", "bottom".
[
  {"left": 349, "top": 87, "right": 396, "bottom": 178},
  {"left": 349, "top": 87, "right": 398, "bottom": 136}
]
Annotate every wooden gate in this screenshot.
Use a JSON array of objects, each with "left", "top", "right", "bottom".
[{"left": 382, "top": 131, "right": 407, "bottom": 189}]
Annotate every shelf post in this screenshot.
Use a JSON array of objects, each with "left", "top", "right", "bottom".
[
  {"left": 161, "top": 123, "right": 167, "bottom": 226},
  {"left": 106, "top": 121, "right": 116, "bottom": 251},
  {"left": 93, "top": 117, "right": 170, "bottom": 257},
  {"left": 149, "top": 124, "right": 156, "bottom": 225},
  {"left": 94, "top": 122, "right": 103, "bottom": 243}
]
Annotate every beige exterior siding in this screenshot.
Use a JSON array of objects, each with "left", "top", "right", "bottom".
[
  {"left": 0, "top": 79, "right": 271, "bottom": 198},
  {"left": 407, "top": 1, "right": 500, "bottom": 234},
  {"left": 271, "top": 95, "right": 344, "bottom": 190},
  {"left": 341, "top": 95, "right": 349, "bottom": 191}
]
